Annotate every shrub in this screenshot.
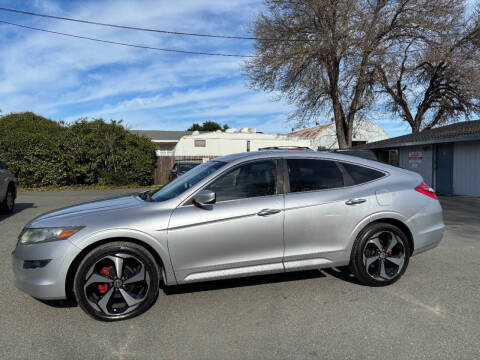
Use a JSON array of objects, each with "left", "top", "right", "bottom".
[{"left": 0, "top": 112, "right": 157, "bottom": 187}]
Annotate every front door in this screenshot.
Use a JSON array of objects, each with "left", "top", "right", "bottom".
[
  {"left": 168, "top": 159, "right": 285, "bottom": 283},
  {"left": 435, "top": 143, "right": 454, "bottom": 195}
]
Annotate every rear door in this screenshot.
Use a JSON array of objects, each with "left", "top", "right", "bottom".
[
  {"left": 168, "top": 159, "right": 285, "bottom": 283},
  {"left": 282, "top": 158, "right": 382, "bottom": 270}
]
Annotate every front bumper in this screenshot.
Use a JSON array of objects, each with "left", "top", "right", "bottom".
[{"left": 12, "top": 240, "right": 81, "bottom": 300}]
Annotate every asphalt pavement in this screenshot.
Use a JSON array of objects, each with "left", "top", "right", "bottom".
[{"left": 0, "top": 190, "right": 479, "bottom": 360}]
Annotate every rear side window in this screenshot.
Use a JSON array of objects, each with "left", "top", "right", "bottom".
[
  {"left": 341, "top": 162, "right": 385, "bottom": 185},
  {"left": 287, "top": 159, "right": 344, "bottom": 192}
]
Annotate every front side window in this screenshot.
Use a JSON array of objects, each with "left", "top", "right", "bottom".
[
  {"left": 287, "top": 159, "right": 344, "bottom": 192},
  {"left": 341, "top": 162, "right": 385, "bottom": 185},
  {"left": 206, "top": 160, "right": 278, "bottom": 202},
  {"left": 152, "top": 161, "right": 225, "bottom": 202}
]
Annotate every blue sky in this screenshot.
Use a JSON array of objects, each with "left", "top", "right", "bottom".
[{"left": 1, "top": 0, "right": 474, "bottom": 137}]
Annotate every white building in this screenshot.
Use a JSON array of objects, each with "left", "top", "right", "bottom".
[
  {"left": 173, "top": 128, "right": 311, "bottom": 156},
  {"left": 290, "top": 120, "right": 389, "bottom": 150},
  {"left": 132, "top": 128, "right": 311, "bottom": 157}
]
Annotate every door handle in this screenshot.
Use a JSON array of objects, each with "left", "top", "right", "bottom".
[
  {"left": 345, "top": 198, "right": 366, "bottom": 205},
  {"left": 257, "top": 208, "right": 281, "bottom": 216}
]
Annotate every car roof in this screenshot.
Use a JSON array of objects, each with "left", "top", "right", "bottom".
[
  {"left": 215, "top": 150, "right": 368, "bottom": 163},
  {"left": 214, "top": 150, "right": 403, "bottom": 174}
]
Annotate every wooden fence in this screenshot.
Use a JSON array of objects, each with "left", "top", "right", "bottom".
[{"left": 154, "top": 155, "right": 217, "bottom": 185}]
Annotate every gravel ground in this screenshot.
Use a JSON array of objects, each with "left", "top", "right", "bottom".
[{"left": 0, "top": 190, "right": 479, "bottom": 360}]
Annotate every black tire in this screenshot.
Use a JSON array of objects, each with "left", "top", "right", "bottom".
[
  {"left": 350, "top": 222, "right": 410, "bottom": 286},
  {"left": 0, "top": 185, "right": 15, "bottom": 214},
  {"left": 74, "top": 241, "right": 160, "bottom": 321}
]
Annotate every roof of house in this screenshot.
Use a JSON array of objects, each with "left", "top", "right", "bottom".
[
  {"left": 130, "top": 130, "right": 192, "bottom": 141},
  {"left": 289, "top": 120, "right": 388, "bottom": 139},
  {"left": 290, "top": 124, "right": 332, "bottom": 138},
  {"left": 357, "top": 120, "right": 480, "bottom": 149}
]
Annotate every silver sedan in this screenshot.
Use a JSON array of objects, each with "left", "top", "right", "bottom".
[{"left": 12, "top": 151, "right": 444, "bottom": 321}]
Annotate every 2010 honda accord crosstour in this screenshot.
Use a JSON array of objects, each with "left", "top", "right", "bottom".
[{"left": 12, "top": 151, "right": 444, "bottom": 321}]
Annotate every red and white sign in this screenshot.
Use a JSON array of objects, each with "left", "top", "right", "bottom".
[
  {"left": 408, "top": 151, "right": 423, "bottom": 161},
  {"left": 408, "top": 151, "right": 423, "bottom": 169}
]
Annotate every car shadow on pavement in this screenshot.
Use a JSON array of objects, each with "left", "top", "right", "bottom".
[
  {"left": 321, "top": 267, "right": 364, "bottom": 286},
  {"left": 164, "top": 269, "right": 327, "bottom": 295},
  {"left": 0, "top": 202, "right": 36, "bottom": 222},
  {"left": 34, "top": 268, "right": 362, "bottom": 308},
  {"left": 35, "top": 298, "right": 77, "bottom": 308}
]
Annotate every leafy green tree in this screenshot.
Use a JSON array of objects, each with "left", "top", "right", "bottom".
[
  {"left": 0, "top": 113, "right": 157, "bottom": 187},
  {"left": 0, "top": 112, "right": 67, "bottom": 187},
  {"left": 62, "top": 119, "right": 157, "bottom": 186},
  {"left": 188, "top": 123, "right": 202, "bottom": 131},
  {"left": 187, "top": 121, "right": 229, "bottom": 132}
]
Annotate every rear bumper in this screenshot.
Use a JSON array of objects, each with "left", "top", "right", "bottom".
[
  {"left": 412, "top": 225, "right": 444, "bottom": 256},
  {"left": 12, "top": 240, "right": 81, "bottom": 300},
  {"left": 410, "top": 200, "right": 445, "bottom": 256}
]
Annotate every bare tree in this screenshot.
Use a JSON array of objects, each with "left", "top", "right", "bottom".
[
  {"left": 376, "top": 1, "right": 480, "bottom": 132},
  {"left": 246, "top": 0, "right": 440, "bottom": 148}
]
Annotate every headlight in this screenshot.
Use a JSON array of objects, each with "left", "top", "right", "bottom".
[{"left": 18, "top": 227, "right": 84, "bottom": 245}]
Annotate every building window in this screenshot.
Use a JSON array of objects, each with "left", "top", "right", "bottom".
[
  {"left": 194, "top": 139, "right": 206, "bottom": 147},
  {"left": 247, "top": 140, "right": 251, "bottom": 152}
]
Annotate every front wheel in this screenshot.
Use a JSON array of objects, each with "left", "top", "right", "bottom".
[
  {"left": 350, "top": 223, "right": 410, "bottom": 286},
  {"left": 74, "top": 241, "right": 160, "bottom": 321}
]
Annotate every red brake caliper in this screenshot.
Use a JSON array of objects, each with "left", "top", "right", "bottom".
[
  {"left": 387, "top": 249, "right": 393, "bottom": 256},
  {"left": 98, "top": 267, "right": 110, "bottom": 294}
]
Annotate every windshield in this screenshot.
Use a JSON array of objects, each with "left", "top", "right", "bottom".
[
  {"left": 151, "top": 160, "right": 226, "bottom": 202},
  {"left": 178, "top": 162, "right": 199, "bottom": 173}
]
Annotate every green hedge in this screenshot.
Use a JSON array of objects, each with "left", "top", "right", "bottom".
[{"left": 0, "top": 112, "right": 157, "bottom": 187}]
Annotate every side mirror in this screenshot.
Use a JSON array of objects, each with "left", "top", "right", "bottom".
[
  {"left": 170, "top": 169, "right": 177, "bottom": 174},
  {"left": 193, "top": 190, "right": 216, "bottom": 209}
]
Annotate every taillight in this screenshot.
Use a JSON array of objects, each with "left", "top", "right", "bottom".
[{"left": 415, "top": 181, "right": 437, "bottom": 200}]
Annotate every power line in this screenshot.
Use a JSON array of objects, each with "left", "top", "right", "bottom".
[
  {"left": 0, "top": 6, "right": 292, "bottom": 41},
  {"left": 0, "top": 20, "right": 428, "bottom": 58},
  {"left": 0, "top": 6, "right": 470, "bottom": 50},
  {"left": 0, "top": 15, "right": 432, "bottom": 58},
  {"left": 0, "top": 20, "right": 254, "bottom": 57}
]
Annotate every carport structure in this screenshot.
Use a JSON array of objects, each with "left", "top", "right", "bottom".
[{"left": 357, "top": 120, "right": 480, "bottom": 196}]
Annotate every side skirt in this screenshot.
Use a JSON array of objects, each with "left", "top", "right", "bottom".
[{"left": 182, "top": 263, "right": 284, "bottom": 283}]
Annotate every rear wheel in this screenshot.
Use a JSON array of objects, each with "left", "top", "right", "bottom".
[
  {"left": 0, "top": 185, "right": 15, "bottom": 214},
  {"left": 73, "top": 242, "right": 160, "bottom": 321},
  {"left": 350, "top": 223, "right": 410, "bottom": 286}
]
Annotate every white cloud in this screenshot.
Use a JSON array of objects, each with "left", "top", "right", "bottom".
[
  {"left": 0, "top": 0, "right": 270, "bottom": 124},
  {"left": 0, "top": 0, "right": 405, "bottom": 136}
]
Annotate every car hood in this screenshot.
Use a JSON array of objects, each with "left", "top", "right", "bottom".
[{"left": 30, "top": 195, "right": 144, "bottom": 224}]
